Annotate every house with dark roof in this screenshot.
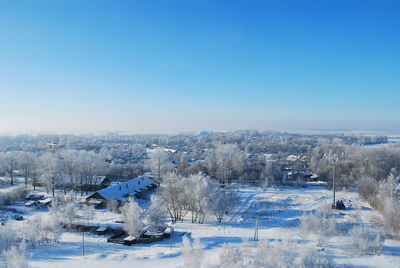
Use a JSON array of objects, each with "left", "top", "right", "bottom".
[{"left": 86, "top": 176, "right": 156, "bottom": 208}]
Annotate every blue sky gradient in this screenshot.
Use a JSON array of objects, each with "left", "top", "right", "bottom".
[{"left": 0, "top": 0, "right": 399, "bottom": 133}]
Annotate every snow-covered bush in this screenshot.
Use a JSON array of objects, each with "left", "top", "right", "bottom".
[
  {"left": 58, "top": 202, "right": 77, "bottom": 228},
  {"left": 219, "top": 244, "right": 243, "bottom": 268},
  {"left": 82, "top": 205, "right": 95, "bottom": 225},
  {"left": 357, "top": 177, "right": 379, "bottom": 208},
  {"left": 298, "top": 247, "right": 336, "bottom": 268},
  {"left": 23, "top": 216, "right": 42, "bottom": 248},
  {"left": 381, "top": 197, "right": 400, "bottom": 236},
  {"left": 357, "top": 174, "right": 400, "bottom": 237},
  {"left": 0, "top": 224, "right": 19, "bottom": 251},
  {"left": 182, "top": 236, "right": 203, "bottom": 268},
  {"left": 120, "top": 197, "right": 143, "bottom": 237},
  {"left": 1, "top": 242, "right": 30, "bottom": 268},
  {"left": 253, "top": 240, "right": 295, "bottom": 268},
  {"left": 300, "top": 204, "right": 337, "bottom": 246},
  {"left": 350, "top": 225, "right": 383, "bottom": 255},
  {"left": 23, "top": 214, "right": 63, "bottom": 248},
  {"left": 0, "top": 186, "right": 27, "bottom": 206},
  {"left": 53, "top": 192, "right": 77, "bottom": 207}
]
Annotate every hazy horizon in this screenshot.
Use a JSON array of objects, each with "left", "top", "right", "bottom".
[{"left": 1, "top": 0, "right": 399, "bottom": 134}]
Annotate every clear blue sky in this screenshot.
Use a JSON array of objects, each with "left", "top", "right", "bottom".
[{"left": 0, "top": 0, "right": 399, "bottom": 134}]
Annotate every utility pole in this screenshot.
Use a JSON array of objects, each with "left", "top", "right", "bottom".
[
  {"left": 332, "top": 158, "right": 336, "bottom": 209},
  {"left": 254, "top": 217, "right": 259, "bottom": 241},
  {"left": 82, "top": 231, "right": 85, "bottom": 256}
]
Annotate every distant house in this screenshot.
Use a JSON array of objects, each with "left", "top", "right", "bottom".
[
  {"left": 310, "top": 174, "right": 324, "bottom": 182},
  {"left": 86, "top": 176, "right": 156, "bottom": 208},
  {"left": 38, "top": 198, "right": 52, "bottom": 208},
  {"left": 82, "top": 176, "right": 112, "bottom": 191}
]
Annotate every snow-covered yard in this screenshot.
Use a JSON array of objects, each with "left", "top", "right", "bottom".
[{"left": 16, "top": 185, "right": 400, "bottom": 267}]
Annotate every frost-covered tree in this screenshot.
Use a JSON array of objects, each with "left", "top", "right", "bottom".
[
  {"left": 298, "top": 247, "right": 336, "bottom": 268},
  {"left": 213, "top": 189, "right": 239, "bottom": 223},
  {"left": 300, "top": 204, "right": 336, "bottom": 247},
  {"left": 0, "top": 151, "right": 18, "bottom": 185},
  {"left": 0, "top": 224, "right": 18, "bottom": 251},
  {"left": 357, "top": 174, "right": 400, "bottom": 236},
  {"left": 81, "top": 205, "right": 95, "bottom": 227},
  {"left": 182, "top": 236, "right": 203, "bottom": 268},
  {"left": 59, "top": 149, "right": 79, "bottom": 190},
  {"left": 206, "top": 144, "right": 244, "bottom": 184},
  {"left": 17, "top": 152, "right": 36, "bottom": 188},
  {"left": 2, "top": 242, "right": 30, "bottom": 268},
  {"left": 130, "top": 144, "right": 146, "bottom": 159},
  {"left": 107, "top": 199, "right": 119, "bottom": 213},
  {"left": 185, "top": 173, "right": 215, "bottom": 223},
  {"left": 219, "top": 244, "right": 243, "bottom": 268},
  {"left": 159, "top": 173, "right": 186, "bottom": 222},
  {"left": 357, "top": 177, "right": 379, "bottom": 208},
  {"left": 0, "top": 186, "right": 27, "bottom": 206},
  {"left": 350, "top": 225, "right": 383, "bottom": 255},
  {"left": 120, "top": 197, "right": 143, "bottom": 237},
  {"left": 39, "top": 152, "right": 62, "bottom": 196},
  {"left": 253, "top": 240, "right": 296, "bottom": 268},
  {"left": 75, "top": 150, "right": 107, "bottom": 195},
  {"left": 146, "top": 148, "right": 173, "bottom": 181},
  {"left": 61, "top": 202, "right": 77, "bottom": 228},
  {"left": 143, "top": 194, "right": 169, "bottom": 230}
]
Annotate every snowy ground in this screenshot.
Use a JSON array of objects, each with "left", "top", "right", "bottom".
[{"left": 4, "top": 184, "right": 400, "bottom": 267}]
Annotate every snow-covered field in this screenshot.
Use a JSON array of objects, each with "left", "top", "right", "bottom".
[{"left": 15, "top": 184, "right": 400, "bottom": 268}]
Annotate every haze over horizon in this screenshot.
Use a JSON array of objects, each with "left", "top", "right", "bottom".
[{"left": 1, "top": 0, "right": 399, "bottom": 134}]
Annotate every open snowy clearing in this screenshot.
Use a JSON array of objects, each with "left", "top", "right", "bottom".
[{"left": 19, "top": 184, "right": 400, "bottom": 268}]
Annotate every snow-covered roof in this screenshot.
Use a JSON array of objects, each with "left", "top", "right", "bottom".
[
  {"left": 90, "top": 176, "right": 155, "bottom": 201},
  {"left": 96, "top": 226, "right": 107, "bottom": 232},
  {"left": 25, "top": 200, "right": 37, "bottom": 206},
  {"left": 88, "top": 199, "right": 103, "bottom": 205},
  {"left": 38, "top": 198, "right": 52, "bottom": 204},
  {"left": 124, "top": 236, "right": 136, "bottom": 241}
]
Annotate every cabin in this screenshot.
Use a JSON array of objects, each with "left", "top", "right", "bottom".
[
  {"left": 86, "top": 176, "right": 156, "bottom": 208},
  {"left": 310, "top": 174, "right": 324, "bottom": 182},
  {"left": 37, "top": 198, "right": 52, "bottom": 208},
  {"left": 24, "top": 200, "right": 38, "bottom": 207},
  {"left": 82, "top": 176, "right": 112, "bottom": 191}
]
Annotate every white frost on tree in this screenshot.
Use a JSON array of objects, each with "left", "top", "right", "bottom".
[
  {"left": 143, "top": 194, "right": 169, "bottom": 231},
  {"left": 146, "top": 148, "right": 173, "bottom": 181},
  {"left": 299, "top": 204, "right": 336, "bottom": 247},
  {"left": 182, "top": 236, "right": 203, "bottom": 268},
  {"left": 2, "top": 242, "right": 30, "bottom": 268},
  {"left": 120, "top": 197, "right": 143, "bottom": 237}
]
